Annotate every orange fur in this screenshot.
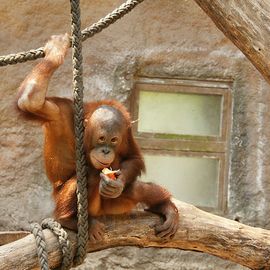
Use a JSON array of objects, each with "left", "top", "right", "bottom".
[
  {"left": 16, "top": 36, "right": 178, "bottom": 238},
  {"left": 18, "top": 94, "right": 178, "bottom": 235}
]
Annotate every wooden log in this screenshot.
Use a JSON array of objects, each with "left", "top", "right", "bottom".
[
  {"left": 0, "top": 231, "right": 29, "bottom": 246},
  {"left": 0, "top": 200, "right": 270, "bottom": 270},
  {"left": 193, "top": 0, "right": 270, "bottom": 84}
]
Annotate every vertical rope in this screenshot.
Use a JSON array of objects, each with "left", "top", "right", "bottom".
[{"left": 70, "top": 0, "right": 88, "bottom": 265}]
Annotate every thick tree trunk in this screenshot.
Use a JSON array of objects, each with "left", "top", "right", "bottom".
[
  {"left": 0, "top": 200, "right": 270, "bottom": 270},
  {"left": 193, "top": 0, "right": 270, "bottom": 84}
]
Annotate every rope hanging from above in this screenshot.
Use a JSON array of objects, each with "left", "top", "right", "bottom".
[
  {"left": 69, "top": 0, "right": 88, "bottom": 265},
  {"left": 0, "top": 0, "right": 145, "bottom": 67}
]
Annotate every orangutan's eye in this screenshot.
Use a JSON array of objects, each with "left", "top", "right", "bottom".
[
  {"left": 111, "top": 137, "right": 118, "bottom": 144},
  {"left": 98, "top": 136, "right": 106, "bottom": 144}
]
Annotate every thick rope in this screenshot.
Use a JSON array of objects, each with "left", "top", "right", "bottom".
[
  {"left": 81, "top": 0, "right": 144, "bottom": 41},
  {"left": 70, "top": 0, "right": 88, "bottom": 265},
  {"left": 31, "top": 219, "right": 73, "bottom": 270},
  {"left": 0, "top": 0, "right": 144, "bottom": 67},
  {"left": 41, "top": 219, "right": 73, "bottom": 270},
  {"left": 31, "top": 223, "right": 49, "bottom": 270}
]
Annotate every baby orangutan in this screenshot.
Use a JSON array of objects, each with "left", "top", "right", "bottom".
[{"left": 17, "top": 34, "right": 179, "bottom": 241}]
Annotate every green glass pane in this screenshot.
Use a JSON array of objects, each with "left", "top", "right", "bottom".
[
  {"left": 138, "top": 91, "right": 222, "bottom": 136},
  {"left": 141, "top": 153, "right": 220, "bottom": 208}
]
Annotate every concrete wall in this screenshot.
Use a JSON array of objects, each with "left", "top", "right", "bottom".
[{"left": 1, "top": 1, "right": 270, "bottom": 269}]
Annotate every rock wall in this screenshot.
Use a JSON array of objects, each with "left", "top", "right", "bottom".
[{"left": 1, "top": 0, "right": 270, "bottom": 269}]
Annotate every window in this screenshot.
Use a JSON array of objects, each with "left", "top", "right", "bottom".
[{"left": 130, "top": 77, "right": 232, "bottom": 213}]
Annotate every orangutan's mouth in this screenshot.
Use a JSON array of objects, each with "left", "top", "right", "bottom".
[{"left": 94, "top": 157, "right": 110, "bottom": 167}]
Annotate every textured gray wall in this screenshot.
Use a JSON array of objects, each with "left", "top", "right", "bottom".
[{"left": 1, "top": 0, "right": 270, "bottom": 269}]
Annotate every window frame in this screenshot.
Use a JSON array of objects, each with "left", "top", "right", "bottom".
[{"left": 130, "top": 77, "right": 232, "bottom": 213}]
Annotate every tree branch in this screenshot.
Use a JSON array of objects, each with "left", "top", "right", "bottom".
[
  {"left": 0, "top": 200, "right": 270, "bottom": 270},
  {"left": 193, "top": 0, "right": 270, "bottom": 84}
]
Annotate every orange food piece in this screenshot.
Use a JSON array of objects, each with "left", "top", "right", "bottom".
[{"left": 102, "top": 168, "right": 118, "bottom": 180}]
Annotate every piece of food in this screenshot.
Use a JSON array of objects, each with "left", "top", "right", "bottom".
[{"left": 102, "top": 168, "right": 118, "bottom": 180}]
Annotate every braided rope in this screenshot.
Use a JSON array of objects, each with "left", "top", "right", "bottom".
[
  {"left": 81, "top": 0, "right": 144, "bottom": 41},
  {"left": 70, "top": 0, "right": 88, "bottom": 265},
  {"left": 41, "top": 218, "right": 73, "bottom": 270},
  {"left": 31, "top": 223, "right": 49, "bottom": 270},
  {"left": 0, "top": 0, "right": 144, "bottom": 67},
  {"left": 0, "top": 48, "right": 45, "bottom": 67}
]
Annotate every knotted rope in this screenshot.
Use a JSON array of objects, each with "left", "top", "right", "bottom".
[
  {"left": 31, "top": 218, "right": 73, "bottom": 270},
  {"left": 42, "top": 219, "right": 73, "bottom": 270},
  {"left": 0, "top": 0, "right": 144, "bottom": 67},
  {"left": 31, "top": 223, "right": 49, "bottom": 270}
]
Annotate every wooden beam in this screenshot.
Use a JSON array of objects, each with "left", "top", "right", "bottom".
[
  {"left": 193, "top": 0, "right": 270, "bottom": 84},
  {"left": 0, "top": 200, "right": 270, "bottom": 269},
  {"left": 0, "top": 231, "right": 29, "bottom": 246}
]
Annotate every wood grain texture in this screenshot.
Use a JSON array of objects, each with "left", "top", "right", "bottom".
[
  {"left": 193, "top": 0, "right": 270, "bottom": 84},
  {"left": 0, "top": 200, "right": 270, "bottom": 269},
  {"left": 0, "top": 231, "right": 29, "bottom": 246}
]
